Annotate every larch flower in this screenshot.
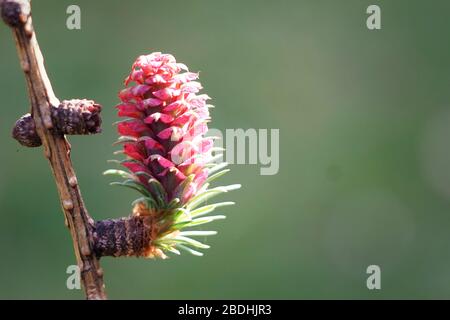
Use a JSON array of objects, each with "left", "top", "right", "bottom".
[{"left": 105, "top": 52, "right": 240, "bottom": 258}]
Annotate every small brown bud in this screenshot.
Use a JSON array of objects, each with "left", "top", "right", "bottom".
[
  {"left": 0, "top": 0, "right": 30, "bottom": 28},
  {"left": 80, "top": 245, "right": 91, "bottom": 257},
  {"left": 12, "top": 99, "right": 102, "bottom": 147},
  {"left": 52, "top": 99, "right": 102, "bottom": 135},
  {"left": 12, "top": 113, "right": 41, "bottom": 147}
]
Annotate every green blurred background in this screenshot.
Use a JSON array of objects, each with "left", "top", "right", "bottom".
[{"left": 1, "top": 0, "right": 450, "bottom": 299}]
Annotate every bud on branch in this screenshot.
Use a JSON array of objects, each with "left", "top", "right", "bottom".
[
  {"left": 0, "top": 0, "right": 29, "bottom": 27},
  {"left": 12, "top": 99, "right": 102, "bottom": 147},
  {"left": 93, "top": 216, "right": 154, "bottom": 258}
]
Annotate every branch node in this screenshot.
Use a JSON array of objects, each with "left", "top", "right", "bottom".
[
  {"left": 62, "top": 199, "right": 74, "bottom": 210},
  {"left": 69, "top": 176, "right": 78, "bottom": 187},
  {"left": 43, "top": 116, "right": 53, "bottom": 129},
  {"left": 81, "top": 246, "right": 92, "bottom": 257},
  {"left": 20, "top": 59, "right": 30, "bottom": 73}
]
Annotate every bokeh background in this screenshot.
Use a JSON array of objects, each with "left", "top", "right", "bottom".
[{"left": 1, "top": 0, "right": 450, "bottom": 299}]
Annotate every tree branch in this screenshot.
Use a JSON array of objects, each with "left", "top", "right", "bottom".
[{"left": 1, "top": 0, "right": 107, "bottom": 299}]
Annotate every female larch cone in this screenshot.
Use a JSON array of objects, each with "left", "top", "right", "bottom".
[
  {"left": 117, "top": 52, "right": 212, "bottom": 206},
  {"left": 106, "top": 52, "right": 240, "bottom": 259}
]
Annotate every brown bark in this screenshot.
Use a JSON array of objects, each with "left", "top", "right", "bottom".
[{"left": 1, "top": 0, "right": 107, "bottom": 299}]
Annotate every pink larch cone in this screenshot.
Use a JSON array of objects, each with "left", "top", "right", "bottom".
[
  {"left": 117, "top": 52, "right": 212, "bottom": 206},
  {"left": 106, "top": 52, "right": 239, "bottom": 258}
]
